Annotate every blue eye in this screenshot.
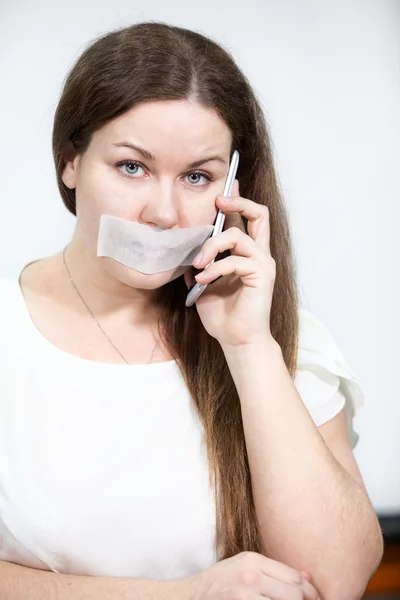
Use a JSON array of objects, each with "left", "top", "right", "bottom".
[
  {"left": 116, "top": 160, "right": 145, "bottom": 177},
  {"left": 185, "top": 172, "right": 212, "bottom": 186},
  {"left": 115, "top": 160, "right": 214, "bottom": 187}
]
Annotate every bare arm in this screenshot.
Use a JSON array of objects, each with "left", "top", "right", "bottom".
[
  {"left": 223, "top": 340, "right": 383, "bottom": 600},
  {"left": 0, "top": 560, "right": 187, "bottom": 600}
]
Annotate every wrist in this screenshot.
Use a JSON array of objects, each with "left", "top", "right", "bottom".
[
  {"left": 141, "top": 577, "right": 194, "bottom": 600},
  {"left": 172, "top": 574, "right": 199, "bottom": 600},
  {"left": 222, "top": 336, "right": 281, "bottom": 363}
]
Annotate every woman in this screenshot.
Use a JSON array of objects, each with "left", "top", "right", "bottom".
[{"left": 0, "top": 21, "right": 382, "bottom": 600}]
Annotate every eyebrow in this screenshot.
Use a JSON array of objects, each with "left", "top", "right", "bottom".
[{"left": 112, "top": 142, "right": 227, "bottom": 169}]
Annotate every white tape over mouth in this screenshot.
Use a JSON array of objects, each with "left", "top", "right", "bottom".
[{"left": 97, "top": 214, "right": 214, "bottom": 274}]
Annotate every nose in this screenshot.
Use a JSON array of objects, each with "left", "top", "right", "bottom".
[{"left": 139, "top": 182, "right": 179, "bottom": 229}]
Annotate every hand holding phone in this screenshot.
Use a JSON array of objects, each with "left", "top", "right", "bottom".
[{"left": 185, "top": 149, "right": 240, "bottom": 307}]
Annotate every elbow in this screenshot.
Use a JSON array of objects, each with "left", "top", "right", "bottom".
[
  {"left": 323, "top": 525, "right": 385, "bottom": 600},
  {"left": 351, "top": 525, "right": 384, "bottom": 600}
]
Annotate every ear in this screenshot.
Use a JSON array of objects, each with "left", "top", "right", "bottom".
[{"left": 61, "top": 141, "right": 80, "bottom": 190}]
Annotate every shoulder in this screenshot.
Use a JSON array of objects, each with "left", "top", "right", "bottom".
[
  {"left": 0, "top": 259, "right": 47, "bottom": 315},
  {"left": 0, "top": 255, "right": 60, "bottom": 332},
  {"left": 297, "top": 308, "right": 360, "bottom": 383},
  {"left": 295, "top": 307, "right": 365, "bottom": 449}
]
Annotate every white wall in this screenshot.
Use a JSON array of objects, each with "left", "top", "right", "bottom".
[{"left": 1, "top": 0, "right": 399, "bottom": 512}]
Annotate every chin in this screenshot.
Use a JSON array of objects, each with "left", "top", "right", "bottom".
[{"left": 99, "top": 257, "right": 188, "bottom": 289}]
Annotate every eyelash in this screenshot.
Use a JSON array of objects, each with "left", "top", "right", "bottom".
[{"left": 115, "top": 160, "right": 214, "bottom": 187}]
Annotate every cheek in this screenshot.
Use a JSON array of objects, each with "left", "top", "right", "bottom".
[
  {"left": 74, "top": 171, "right": 120, "bottom": 253},
  {"left": 79, "top": 168, "right": 137, "bottom": 215},
  {"left": 75, "top": 165, "right": 108, "bottom": 216},
  {"left": 75, "top": 167, "right": 144, "bottom": 236},
  {"left": 180, "top": 200, "right": 218, "bottom": 227}
]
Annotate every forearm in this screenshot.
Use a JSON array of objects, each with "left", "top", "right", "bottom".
[
  {"left": 0, "top": 560, "right": 186, "bottom": 600},
  {"left": 224, "top": 339, "right": 380, "bottom": 599}
]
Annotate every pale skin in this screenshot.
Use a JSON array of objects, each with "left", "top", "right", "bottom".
[{"left": 7, "top": 98, "right": 382, "bottom": 599}]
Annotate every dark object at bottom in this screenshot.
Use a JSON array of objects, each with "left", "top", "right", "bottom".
[
  {"left": 364, "top": 595, "right": 400, "bottom": 599},
  {"left": 365, "top": 513, "right": 400, "bottom": 596},
  {"left": 379, "top": 515, "right": 400, "bottom": 544}
]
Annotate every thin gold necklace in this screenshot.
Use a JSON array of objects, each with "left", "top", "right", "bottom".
[{"left": 62, "top": 246, "right": 160, "bottom": 365}]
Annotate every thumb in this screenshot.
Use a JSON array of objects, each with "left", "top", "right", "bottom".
[{"left": 301, "top": 571, "right": 321, "bottom": 600}]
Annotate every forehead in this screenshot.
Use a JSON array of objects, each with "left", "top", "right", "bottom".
[{"left": 92, "top": 99, "right": 233, "bottom": 156}]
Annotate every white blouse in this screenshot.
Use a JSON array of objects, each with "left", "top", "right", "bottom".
[{"left": 0, "top": 276, "right": 365, "bottom": 580}]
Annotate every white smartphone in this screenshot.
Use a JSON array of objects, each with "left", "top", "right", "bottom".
[{"left": 185, "top": 149, "right": 240, "bottom": 307}]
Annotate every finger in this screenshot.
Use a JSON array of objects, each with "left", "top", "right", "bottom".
[
  {"left": 192, "top": 227, "right": 267, "bottom": 270},
  {"left": 259, "top": 574, "right": 318, "bottom": 600},
  {"left": 299, "top": 571, "right": 321, "bottom": 598},
  {"left": 194, "top": 255, "right": 263, "bottom": 286},
  {"left": 299, "top": 578, "right": 320, "bottom": 600},
  {"left": 301, "top": 579, "right": 320, "bottom": 600},
  {"left": 215, "top": 195, "right": 270, "bottom": 249},
  {"left": 257, "top": 556, "right": 315, "bottom": 591}
]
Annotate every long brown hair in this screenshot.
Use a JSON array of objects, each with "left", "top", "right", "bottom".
[{"left": 52, "top": 22, "right": 299, "bottom": 560}]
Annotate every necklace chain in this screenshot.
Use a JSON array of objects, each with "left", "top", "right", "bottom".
[{"left": 62, "top": 247, "right": 160, "bottom": 365}]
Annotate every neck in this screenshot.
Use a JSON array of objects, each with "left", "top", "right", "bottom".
[{"left": 64, "top": 229, "right": 159, "bottom": 326}]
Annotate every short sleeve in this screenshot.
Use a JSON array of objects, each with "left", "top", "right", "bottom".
[{"left": 294, "top": 308, "right": 365, "bottom": 449}]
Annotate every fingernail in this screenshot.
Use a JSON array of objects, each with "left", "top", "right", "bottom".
[
  {"left": 195, "top": 271, "right": 207, "bottom": 280},
  {"left": 192, "top": 252, "right": 203, "bottom": 266}
]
